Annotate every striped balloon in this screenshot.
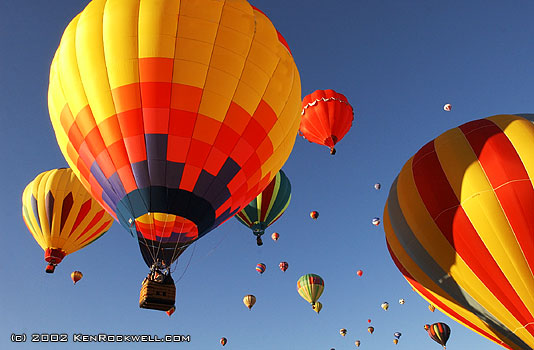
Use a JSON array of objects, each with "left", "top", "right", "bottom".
[
  {"left": 256, "top": 263, "right": 266, "bottom": 274},
  {"left": 384, "top": 114, "right": 534, "bottom": 350},
  {"left": 47, "top": 0, "right": 301, "bottom": 269},
  {"left": 235, "top": 170, "right": 291, "bottom": 244},
  {"left": 427, "top": 322, "right": 451, "bottom": 349},
  {"left": 297, "top": 274, "right": 324, "bottom": 308},
  {"left": 22, "top": 168, "right": 113, "bottom": 273}
]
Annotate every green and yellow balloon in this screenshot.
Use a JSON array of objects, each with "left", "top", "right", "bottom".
[
  {"left": 297, "top": 274, "right": 324, "bottom": 311},
  {"left": 235, "top": 170, "right": 291, "bottom": 246}
]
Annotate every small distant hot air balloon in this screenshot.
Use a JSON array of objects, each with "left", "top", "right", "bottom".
[
  {"left": 355, "top": 340, "right": 361, "bottom": 347},
  {"left": 310, "top": 211, "right": 319, "bottom": 220},
  {"left": 372, "top": 217, "right": 381, "bottom": 226},
  {"left": 428, "top": 304, "right": 436, "bottom": 312},
  {"left": 368, "top": 326, "right": 375, "bottom": 334},
  {"left": 427, "top": 322, "right": 451, "bottom": 349},
  {"left": 367, "top": 319, "right": 372, "bottom": 323},
  {"left": 271, "top": 232, "right": 279, "bottom": 241},
  {"left": 220, "top": 337, "right": 227, "bottom": 346},
  {"left": 166, "top": 306, "right": 175, "bottom": 317},
  {"left": 313, "top": 301, "right": 322, "bottom": 314},
  {"left": 340, "top": 329, "right": 347, "bottom": 337},
  {"left": 381, "top": 302, "right": 389, "bottom": 310},
  {"left": 243, "top": 295, "right": 256, "bottom": 310},
  {"left": 256, "top": 263, "right": 266, "bottom": 274},
  {"left": 356, "top": 269, "right": 363, "bottom": 277},
  {"left": 279, "top": 262, "right": 289, "bottom": 272},
  {"left": 393, "top": 339, "right": 399, "bottom": 345},
  {"left": 71, "top": 271, "right": 83, "bottom": 285},
  {"left": 394, "top": 332, "right": 402, "bottom": 339},
  {"left": 399, "top": 298, "right": 405, "bottom": 304},
  {"left": 374, "top": 183, "right": 381, "bottom": 190},
  {"left": 297, "top": 274, "right": 324, "bottom": 311},
  {"left": 443, "top": 103, "right": 452, "bottom": 111},
  {"left": 300, "top": 89, "right": 354, "bottom": 155}
]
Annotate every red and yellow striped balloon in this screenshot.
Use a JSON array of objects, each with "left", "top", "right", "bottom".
[
  {"left": 384, "top": 114, "right": 534, "bottom": 350},
  {"left": 22, "top": 168, "right": 113, "bottom": 273},
  {"left": 47, "top": 0, "right": 301, "bottom": 268}
]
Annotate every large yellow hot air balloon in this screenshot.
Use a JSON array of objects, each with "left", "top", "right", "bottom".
[
  {"left": 384, "top": 114, "right": 534, "bottom": 350},
  {"left": 22, "top": 168, "right": 113, "bottom": 273},
  {"left": 47, "top": 0, "right": 301, "bottom": 309}
]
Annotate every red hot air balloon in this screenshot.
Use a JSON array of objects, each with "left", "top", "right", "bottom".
[
  {"left": 271, "top": 232, "right": 280, "bottom": 241},
  {"left": 356, "top": 270, "right": 363, "bottom": 277},
  {"left": 71, "top": 271, "right": 83, "bottom": 284},
  {"left": 279, "top": 261, "right": 288, "bottom": 272},
  {"left": 310, "top": 211, "right": 319, "bottom": 220},
  {"left": 166, "top": 306, "right": 175, "bottom": 316},
  {"left": 300, "top": 89, "right": 354, "bottom": 155}
]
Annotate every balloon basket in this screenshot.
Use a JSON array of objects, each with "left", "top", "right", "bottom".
[{"left": 139, "top": 278, "right": 176, "bottom": 311}]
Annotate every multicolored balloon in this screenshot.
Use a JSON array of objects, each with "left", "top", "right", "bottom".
[
  {"left": 236, "top": 170, "right": 291, "bottom": 246},
  {"left": 297, "top": 274, "right": 324, "bottom": 310},
  {"left": 394, "top": 332, "right": 402, "bottom": 339},
  {"left": 374, "top": 183, "right": 381, "bottom": 190},
  {"left": 300, "top": 90, "right": 354, "bottom": 155},
  {"left": 384, "top": 114, "right": 534, "bottom": 349},
  {"left": 271, "top": 232, "right": 280, "bottom": 241},
  {"left": 340, "top": 329, "right": 347, "bottom": 337},
  {"left": 48, "top": 0, "right": 302, "bottom": 272},
  {"left": 368, "top": 327, "right": 374, "bottom": 334},
  {"left": 428, "top": 304, "right": 436, "bottom": 312},
  {"left": 372, "top": 217, "right": 381, "bottom": 226},
  {"left": 381, "top": 302, "right": 389, "bottom": 311},
  {"left": 443, "top": 103, "right": 452, "bottom": 111},
  {"left": 71, "top": 271, "right": 83, "bottom": 284},
  {"left": 243, "top": 295, "right": 256, "bottom": 310},
  {"left": 427, "top": 322, "right": 451, "bottom": 349},
  {"left": 355, "top": 340, "right": 360, "bottom": 347},
  {"left": 166, "top": 306, "right": 175, "bottom": 317},
  {"left": 399, "top": 298, "right": 405, "bottom": 304},
  {"left": 256, "top": 263, "right": 266, "bottom": 274},
  {"left": 220, "top": 337, "right": 227, "bottom": 346},
  {"left": 22, "top": 168, "right": 113, "bottom": 273},
  {"left": 279, "top": 261, "right": 289, "bottom": 272},
  {"left": 310, "top": 211, "right": 319, "bottom": 220}
]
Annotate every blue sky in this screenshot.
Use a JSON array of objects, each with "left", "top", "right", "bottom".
[{"left": 2, "top": 0, "right": 534, "bottom": 349}]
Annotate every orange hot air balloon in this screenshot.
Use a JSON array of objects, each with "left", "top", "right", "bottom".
[
  {"left": 271, "top": 232, "right": 280, "bottom": 241},
  {"left": 166, "top": 306, "right": 176, "bottom": 316},
  {"left": 300, "top": 89, "right": 354, "bottom": 155},
  {"left": 385, "top": 114, "right": 534, "bottom": 349},
  {"left": 47, "top": 0, "right": 302, "bottom": 305},
  {"left": 71, "top": 271, "right": 83, "bottom": 284},
  {"left": 220, "top": 337, "right": 227, "bottom": 346},
  {"left": 429, "top": 304, "right": 436, "bottom": 312},
  {"left": 22, "top": 168, "right": 113, "bottom": 273}
]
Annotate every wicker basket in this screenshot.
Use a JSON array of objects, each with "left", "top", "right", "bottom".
[{"left": 139, "top": 277, "right": 176, "bottom": 311}]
